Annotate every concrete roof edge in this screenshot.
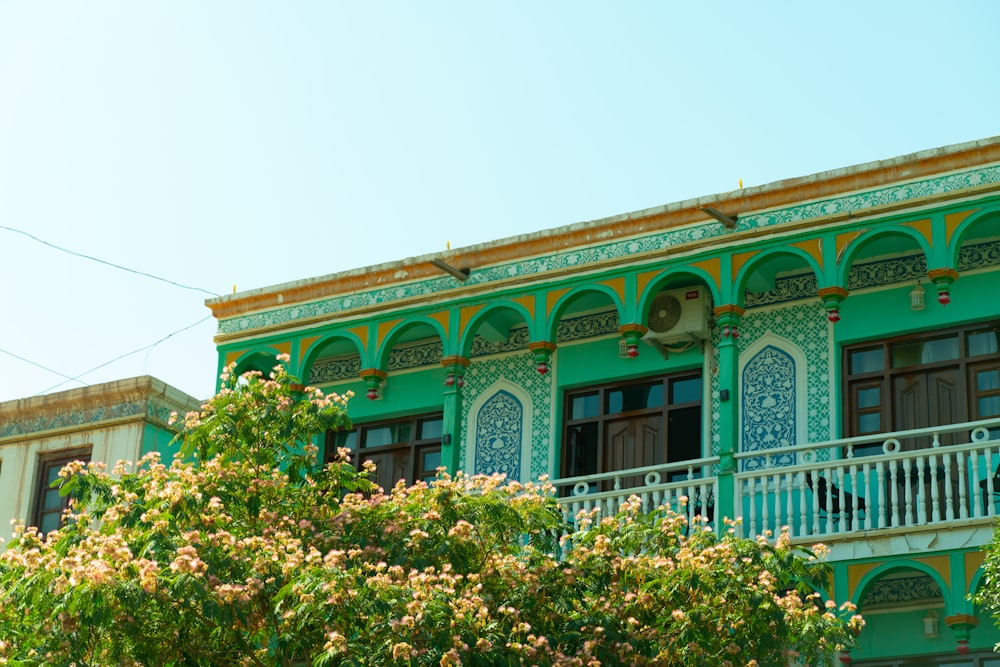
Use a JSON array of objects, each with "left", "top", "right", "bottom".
[{"left": 206, "top": 134, "right": 1000, "bottom": 312}]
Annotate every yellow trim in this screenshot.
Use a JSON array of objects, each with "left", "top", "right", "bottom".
[
  {"left": 459, "top": 304, "right": 485, "bottom": 336},
  {"left": 790, "top": 238, "right": 824, "bottom": 269},
  {"left": 902, "top": 217, "right": 933, "bottom": 247},
  {"left": 274, "top": 341, "right": 291, "bottom": 355},
  {"left": 299, "top": 336, "right": 320, "bottom": 362},
  {"left": 636, "top": 269, "right": 660, "bottom": 298},
  {"left": 598, "top": 276, "right": 626, "bottom": 302},
  {"left": 847, "top": 561, "right": 880, "bottom": 600},
  {"left": 376, "top": 319, "right": 403, "bottom": 348},
  {"left": 836, "top": 229, "right": 868, "bottom": 263},
  {"left": 915, "top": 555, "right": 951, "bottom": 588},
  {"left": 945, "top": 209, "right": 979, "bottom": 246},
  {"left": 224, "top": 350, "right": 246, "bottom": 366},
  {"left": 346, "top": 325, "right": 369, "bottom": 351},
  {"left": 731, "top": 250, "right": 758, "bottom": 279},
  {"left": 688, "top": 257, "right": 722, "bottom": 291},
  {"left": 511, "top": 294, "right": 535, "bottom": 317},
  {"left": 426, "top": 310, "right": 450, "bottom": 336},
  {"left": 966, "top": 551, "right": 986, "bottom": 593},
  {"left": 546, "top": 288, "right": 571, "bottom": 316}
]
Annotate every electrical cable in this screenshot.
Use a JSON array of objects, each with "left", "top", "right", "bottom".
[
  {"left": 0, "top": 348, "right": 87, "bottom": 388},
  {"left": 0, "top": 224, "right": 221, "bottom": 297},
  {"left": 35, "top": 315, "right": 214, "bottom": 395}
]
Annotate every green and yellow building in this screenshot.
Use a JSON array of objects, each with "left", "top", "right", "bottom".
[{"left": 209, "top": 137, "right": 1000, "bottom": 665}]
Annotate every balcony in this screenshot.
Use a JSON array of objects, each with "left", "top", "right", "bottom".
[{"left": 553, "top": 419, "right": 1000, "bottom": 550}]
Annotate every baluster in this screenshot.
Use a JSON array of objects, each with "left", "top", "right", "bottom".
[
  {"left": 796, "top": 472, "right": 807, "bottom": 537},
  {"left": 613, "top": 476, "right": 622, "bottom": 492},
  {"left": 835, "top": 469, "right": 846, "bottom": 534},
  {"left": 824, "top": 472, "right": 834, "bottom": 535},
  {"left": 761, "top": 475, "right": 771, "bottom": 538},
  {"left": 970, "top": 452, "right": 982, "bottom": 519},
  {"left": 713, "top": 480, "right": 720, "bottom": 534},
  {"left": 903, "top": 462, "right": 914, "bottom": 526},
  {"left": 849, "top": 464, "right": 860, "bottom": 532},
  {"left": 773, "top": 473, "right": 783, "bottom": 534},
  {"left": 876, "top": 462, "right": 887, "bottom": 529},
  {"left": 748, "top": 476, "right": 759, "bottom": 538},
  {"left": 958, "top": 451, "right": 969, "bottom": 520},
  {"left": 944, "top": 452, "right": 955, "bottom": 521},
  {"left": 987, "top": 449, "right": 997, "bottom": 517},
  {"left": 915, "top": 456, "right": 926, "bottom": 525},
  {"left": 890, "top": 460, "right": 900, "bottom": 528},
  {"left": 784, "top": 472, "right": 794, "bottom": 537},
  {"left": 862, "top": 464, "right": 873, "bottom": 530},
  {"left": 930, "top": 452, "right": 941, "bottom": 523}
]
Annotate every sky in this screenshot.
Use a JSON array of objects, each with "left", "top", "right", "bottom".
[{"left": 1, "top": 2, "right": 999, "bottom": 404}]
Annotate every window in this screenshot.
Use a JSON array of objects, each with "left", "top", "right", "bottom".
[
  {"left": 326, "top": 413, "right": 443, "bottom": 491},
  {"left": 562, "top": 372, "right": 702, "bottom": 488},
  {"left": 32, "top": 448, "right": 91, "bottom": 535},
  {"left": 844, "top": 322, "right": 1000, "bottom": 453}
]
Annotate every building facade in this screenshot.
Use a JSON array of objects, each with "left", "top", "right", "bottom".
[
  {"left": 208, "top": 137, "right": 1000, "bottom": 664},
  {"left": 0, "top": 376, "right": 200, "bottom": 542}
]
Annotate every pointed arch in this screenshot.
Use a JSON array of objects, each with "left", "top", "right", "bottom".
[
  {"left": 637, "top": 267, "right": 720, "bottom": 324},
  {"left": 545, "top": 284, "right": 625, "bottom": 343},
  {"left": 836, "top": 227, "right": 932, "bottom": 289},
  {"left": 301, "top": 330, "right": 367, "bottom": 387},
  {"left": 851, "top": 560, "right": 953, "bottom": 616},
  {"left": 458, "top": 300, "right": 534, "bottom": 359},
  {"left": 734, "top": 247, "right": 824, "bottom": 306},
  {"left": 465, "top": 379, "right": 533, "bottom": 482},
  {"left": 375, "top": 316, "right": 448, "bottom": 371}
]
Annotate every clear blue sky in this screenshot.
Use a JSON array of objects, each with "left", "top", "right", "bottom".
[{"left": 1, "top": 1, "right": 998, "bottom": 403}]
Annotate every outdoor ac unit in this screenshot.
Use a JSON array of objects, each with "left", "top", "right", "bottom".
[{"left": 643, "top": 287, "right": 711, "bottom": 349}]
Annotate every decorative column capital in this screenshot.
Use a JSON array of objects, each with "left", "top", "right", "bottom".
[
  {"left": 528, "top": 341, "right": 557, "bottom": 375},
  {"left": 359, "top": 368, "right": 386, "bottom": 401},
  {"left": 818, "top": 286, "right": 849, "bottom": 323},
  {"left": 440, "top": 356, "right": 470, "bottom": 389},
  {"left": 945, "top": 614, "right": 978, "bottom": 656},
  {"left": 928, "top": 267, "right": 959, "bottom": 305},
  {"left": 713, "top": 304, "right": 744, "bottom": 339},
  {"left": 618, "top": 324, "right": 648, "bottom": 359}
]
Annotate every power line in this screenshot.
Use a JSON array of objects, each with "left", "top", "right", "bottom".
[
  {"left": 0, "top": 224, "right": 221, "bottom": 297},
  {"left": 0, "top": 348, "right": 88, "bottom": 388},
  {"left": 35, "top": 315, "right": 214, "bottom": 396}
]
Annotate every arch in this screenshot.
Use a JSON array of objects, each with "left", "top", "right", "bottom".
[
  {"left": 949, "top": 207, "right": 1000, "bottom": 270},
  {"left": 545, "top": 284, "right": 625, "bottom": 343},
  {"left": 458, "top": 300, "right": 534, "bottom": 359},
  {"left": 734, "top": 247, "right": 823, "bottom": 306},
  {"left": 230, "top": 346, "right": 284, "bottom": 377},
  {"left": 851, "top": 561, "right": 953, "bottom": 616},
  {"left": 836, "top": 227, "right": 932, "bottom": 289},
  {"left": 301, "top": 331, "right": 367, "bottom": 387},
  {"left": 465, "top": 379, "right": 534, "bottom": 482},
  {"left": 375, "top": 316, "right": 448, "bottom": 371},
  {"left": 966, "top": 563, "right": 992, "bottom": 617},
  {"left": 738, "top": 335, "right": 807, "bottom": 469},
  {"left": 637, "top": 267, "right": 721, "bottom": 322}
]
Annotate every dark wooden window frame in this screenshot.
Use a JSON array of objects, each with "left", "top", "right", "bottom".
[
  {"left": 326, "top": 412, "right": 444, "bottom": 489},
  {"left": 32, "top": 447, "right": 92, "bottom": 534},
  {"left": 843, "top": 321, "right": 1000, "bottom": 450},
  {"left": 561, "top": 370, "right": 702, "bottom": 482}
]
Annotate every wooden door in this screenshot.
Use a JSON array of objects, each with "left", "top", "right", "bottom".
[
  {"left": 893, "top": 367, "right": 965, "bottom": 449},
  {"left": 604, "top": 416, "right": 663, "bottom": 490}
]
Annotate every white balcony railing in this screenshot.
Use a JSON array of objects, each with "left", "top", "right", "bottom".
[
  {"left": 552, "top": 419, "right": 1000, "bottom": 543},
  {"left": 733, "top": 418, "right": 1000, "bottom": 541},
  {"left": 552, "top": 457, "right": 719, "bottom": 531}
]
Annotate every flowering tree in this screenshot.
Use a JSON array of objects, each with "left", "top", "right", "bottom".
[{"left": 0, "top": 357, "right": 861, "bottom": 666}]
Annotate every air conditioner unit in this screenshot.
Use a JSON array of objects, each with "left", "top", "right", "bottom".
[{"left": 643, "top": 287, "right": 711, "bottom": 350}]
